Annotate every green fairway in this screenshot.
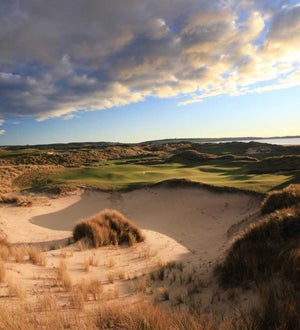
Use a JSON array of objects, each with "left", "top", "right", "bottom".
[
  {"left": 48, "top": 162, "right": 294, "bottom": 193},
  {"left": 2, "top": 141, "right": 299, "bottom": 194}
]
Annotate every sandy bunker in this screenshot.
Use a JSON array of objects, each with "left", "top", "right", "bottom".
[
  {"left": 0, "top": 184, "right": 263, "bottom": 315},
  {"left": 31, "top": 186, "right": 261, "bottom": 258}
]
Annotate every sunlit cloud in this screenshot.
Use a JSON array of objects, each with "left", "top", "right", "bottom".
[
  {"left": 62, "top": 114, "right": 77, "bottom": 121},
  {"left": 0, "top": 130, "right": 5, "bottom": 135},
  {"left": 0, "top": 0, "right": 299, "bottom": 121}
]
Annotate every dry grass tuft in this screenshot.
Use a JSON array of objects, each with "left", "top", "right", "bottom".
[
  {"left": 69, "top": 290, "right": 85, "bottom": 310},
  {"left": 73, "top": 209, "right": 144, "bottom": 248},
  {"left": 107, "top": 272, "right": 115, "bottom": 284},
  {"left": 135, "top": 275, "right": 152, "bottom": 293},
  {"left": 153, "top": 287, "right": 170, "bottom": 302},
  {"left": 83, "top": 255, "right": 98, "bottom": 272},
  {"left": 8, "top": 281, "right": 27, "bottom": 299},
  {"left": 0, "top": 193, "right": 32, "bottom": 207},
  {"left": 0, "top": 245, "right": 10, "bottom": 262},
  {"left": 87, "top": 279, "right": 103, "bottom": 301},
  {"left": 261, "top": 185, "right": 300, "bottom": 214},
  {"left": 11, "top": 246, "right": 27, "bottom": 263},
  {"left": 77, "top": 238, "right": 90, "bottom": 251},
  {"left": 73, "top": 279, "right": 103, "bottom": 305},
  {"left": 37, "top": 292, "right": 58, "bottom": 311},
  {"left": 27, "top": 246, "right": 47, "bottom": 266},
  {"left": 83, "top": 259, "right": 90, "bottom": 273},
  {"left": 0, "top": 260, "right": 6, "bottom": 282},
  {"left": 56, "top": 259, "right": 72, "bottom": 291},
  {"left": 108, "top": 258, "right": 116, "bottom": 268},
  {"left": 118, "top": 270, "right": 126, "bottom": 280}
]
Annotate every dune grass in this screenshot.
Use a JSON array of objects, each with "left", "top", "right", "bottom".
[
  {"left": 27, "top": 246, "right": 47, "bottom": 266},
  {"left": 261, "top": 184, "right": 300, "bottom": 214},
  {"left": 0, "top": 260, "right": 6, "bottom": 282},
  {"left": 216, "top": 206, "right": 300, "bottom": 287},
  {"left": 215, "top": 185, "right": 300, "bottom": 328},
  {"left": 0, "top": 193, "right": 33, "bottom": 206},
  {"left": 73, "top": 209, "right": 145, "bottom": 248},
  {"left": 56, "top": 259, "right": 72, "bottom": 291},
  {"left": 0, "top": 298, "right": 240, "bottom": 329},
  {"left": 0, "top": 238, "right": 47, "bottom": 266}
]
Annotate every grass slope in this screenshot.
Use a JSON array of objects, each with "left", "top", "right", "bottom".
[{"left": 216, "top": 185, "right": 300, "bottom": 329}]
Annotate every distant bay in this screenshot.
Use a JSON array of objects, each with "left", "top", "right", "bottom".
[{"left": 236, "top": 137, "right": 300, "bottom": 145}]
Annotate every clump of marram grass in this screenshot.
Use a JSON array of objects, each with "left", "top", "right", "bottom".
[
  {"left": 8, "top": 281, "right": 27, "bottom": 299},
  {"left": 0, "top": 194, "right": 32, "bottom": 207},
  {"left": 27, "top": 246, "right": 47, "bottom": 266},
  {"left": 261, "top": 185, "right": 300, "bottom": 214},
  {"left": 11, "top": 246, "right": 27, "bottom": 263},
  {"left": 0, "top": 260, "right": 6, "bottom": 282},
  {"left": 56, "top": 259, "right": 72, "bottom": 291},
  {"left": 73, "top": 209, "right": 144, "bottom": 248},
  {"left": 37, "top": 293, "right": 58, "bottom": 312},
  {"left": 0, "top": 237, "right": 10, "bottom": 261},
  {"left": 250, "top": 279, "right": 300, "bottom": 330},
  {"left": 74, "top": 279, "right": 103, "bottom": 304},
  {"left": 216, "top": 206, "right": 300, "bottom": 288}
]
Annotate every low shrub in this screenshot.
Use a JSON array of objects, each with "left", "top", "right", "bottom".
[{"left": 73, "top": 209, "right": 144, "bottom": 248}]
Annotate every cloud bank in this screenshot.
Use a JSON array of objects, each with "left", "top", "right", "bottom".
[{"left": 0, "top": 0, "right": 299, "bottom": 121}]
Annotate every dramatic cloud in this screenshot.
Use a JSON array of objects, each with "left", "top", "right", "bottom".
[{"left": 0, "top": 0, "right": 299, "bottom": 121}]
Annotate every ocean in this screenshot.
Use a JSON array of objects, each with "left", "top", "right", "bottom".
[{"left": 237, "top": 137, "right": 300, "bottom": 145}]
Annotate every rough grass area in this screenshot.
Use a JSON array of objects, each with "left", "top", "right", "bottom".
[
  {"left": 215, "top": 185, "right": 300, "bottom": 328},
  {"left": 0, "top": 193, "right": 33, "bottom": 207},
  {"left": 0, "top": 299, "right": 241, "bottom": 329},
  {"left": 73, "top": 209, "right": 145, "bottom": 248},
  {"left": 166, "top": 149, "right": 217, "bottom": 163},
  {"left": 250, "top": 279, "right": 300, "bottom": 330},
  {"left": 216, "top": 206, "right": 300, "bottom": 288},
  {"left": 261, "top": 184, "right": 300, "bottom": 214},
  {"left": 248, "top": 155, "right": 300, "bottom": 173}
]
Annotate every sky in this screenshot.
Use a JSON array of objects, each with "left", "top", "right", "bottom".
[{"left": 0, "top": 0, "right": 300, "bottom": 145}]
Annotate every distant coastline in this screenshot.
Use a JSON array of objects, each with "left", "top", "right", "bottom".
[
  {"left": 143, "top": 136, "right": 300, "bottom": 145},
  {"left": 233, "top": 137, "right": 300, "bottom": 145},
  {"left": 1, "top": 135, "right": 300, "bottom": 148}
]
